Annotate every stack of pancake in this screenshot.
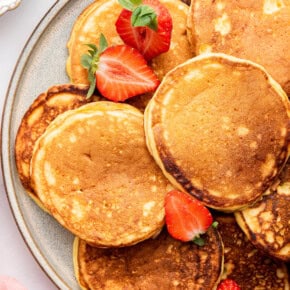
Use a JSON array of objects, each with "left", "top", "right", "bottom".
[{"left": 15, "top": 0, "right": 290, "bottom": 289}]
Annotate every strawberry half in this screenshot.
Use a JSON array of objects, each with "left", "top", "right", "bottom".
[
  {"left": 116, "top": 0, "right": 173, "bottom": 60},
  {"left": 81, "top": 34, "right": 160, "bottom": 101},
  {"left": 217, "top": 279, "right": 241, "bottom": 290},
  {"left": 165, "top": 190, "right": 214, "bottom": 245}
]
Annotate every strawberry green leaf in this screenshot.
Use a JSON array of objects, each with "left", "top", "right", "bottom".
[
  {"left": 88, "top": 50, "right": 96, "bottom": 57},
  {"left": 212, "top": 221, "right": 219, "bottom": 229},
  {"left": 99, "top": 33, "right": 108, "bottom": 54},
  {"left": 131, "top": 5, "right": 157, "bottom": 31},
  {"left": 87, "top": 68, "right": 96, "bottom": 99},
  {"left": 86, "top": 43, "right": 98, "bottom": 52},
  {"left": 118, "top": 0, "right": 136, "bottom": 11},
  {"left": 193, "top": 236, "right": 205, "bottom": 247},
  {"left": 131, "top": 0, "right": 143, "bottom": 5},
  {"left": 81, "top": 54, "right": 93, "bottom": 69}
]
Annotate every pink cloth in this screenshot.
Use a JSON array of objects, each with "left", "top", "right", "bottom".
[{"left": 0, "top": 276, "right": 27, "bottom": 290}]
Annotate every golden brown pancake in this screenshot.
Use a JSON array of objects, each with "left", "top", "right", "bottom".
[
  {"left": 144, "top": 53, "right": 290, "bottom": 211},
  {"left": 187, "top": 0, "right": 290, "bottom": 95},
  {"left": 74, "top": 227, "right": 223, "bottom": 290},
  {"left": 216, "top": 214, "right": 289, "bottom": 289},
  {"left": 15, "top": 84, "right": 90, "bottom": 201},
  {"left": 66, "top": 0, "right": 193, "bottom": 109},
  {"left": 235, "top": 159, "right": 290, "bottom": 262},
  {"left": 30, "top": 101, "right": 172, "bottom": 247}
]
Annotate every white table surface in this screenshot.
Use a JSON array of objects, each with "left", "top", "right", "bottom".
[{"left": 0, "top": 1, "right": 58, "bottom": 289}]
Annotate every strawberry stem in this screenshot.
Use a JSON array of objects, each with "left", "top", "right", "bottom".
[
  {"left": 212, "top": 221, "right": 219, "bottom": 229},
  {"left": 193, "top": 236, "right": 205, "bottom": 246}
]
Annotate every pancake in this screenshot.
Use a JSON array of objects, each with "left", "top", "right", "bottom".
[
  {"left": 15, "top": 84, "right": 90, "bottom": 204},
  {"left": 144, "top": 53, "right": 290, "bottom": 211},
  {"left": 66, "top": 0, "right": 193, "bottom": 109},
  {"left": 235, "top": 159, "right": 290, "bottom": 262},
  {"left": 187, "top": 0, "right": 290, "bottom": 95},
  {"left": 30, "top": 101, "right": 172, "bottom": 247},
  {"left": 216, "top": 214, "right": 289, "bottom": 289},
  {"left": 73, "top": 227, "right": 223, "bottom": 290}
]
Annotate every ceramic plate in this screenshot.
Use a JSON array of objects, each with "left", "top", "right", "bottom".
[{"left": 1, "top": 1, "right": 95, "bottom": 289}]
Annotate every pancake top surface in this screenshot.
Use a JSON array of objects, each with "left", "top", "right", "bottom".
[
  {"left": 235, "top": 160, "right": 290, "bottom": 261},
  {"left": 216, "top": 214, "right": 289, "bottom": 289},
  {"left": 188, "top": 0, "right": 290, "bottom": 95},
  {"left": 75, "top": 228, "right": 223, "bottom": 290},
  {"left": 31, "top": 102, "right": 171, "bottom": 247},
  {"left": 15, "top": 84, "right": 89, "bottom": 194},
  {"left": 66, "top": 0, "right": 193, "bottom": 85},
  {"left": 145, "top": 53, "right": 289, "bottom": 211}
]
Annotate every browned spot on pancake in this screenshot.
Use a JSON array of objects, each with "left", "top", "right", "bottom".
[
  {"left": 181, "top": 0, "right": 191, "bottom": 5},
  {"left": 216, "top": 214, "right": 289, "bottom": 288},
  {"left": 126, "top": 92, "right": 154, "bottom": 113},
  {"left": 236, "top": 160, "right": 290, "bottom": 261},
  {"left": 189, "top": 0, "right": 290, "bottom": 95},
  {"left": 15, "top": 84, "right": 90, "bottom": 195},
  {"left": 76, "top": 228, "right": 223, "bottom": 289}
]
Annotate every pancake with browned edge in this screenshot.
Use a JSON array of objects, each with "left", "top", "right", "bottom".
[
  {"left": 30, "top": 101, "right": 172, "bottom": 247},
  {"left": 15, "top": 84, "right": 90, "bottom": 204},
  {"left": 74, "top": 227, "right": 223, "bottom": 290},
  {"left": 145, "top": 53, "right": 289, "bottom": 211},
  {"left": 187, "top": 0, "right": 290, "bottom": 95},
  {"left": 235, "top": 159, "right": 290, "bottom": 262},
  {"left": 216, "top": 214, "right": 289, "bottom": 289}
]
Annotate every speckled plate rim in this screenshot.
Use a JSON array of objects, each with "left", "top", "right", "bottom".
[{"left": 1, "top": 1, "right": 72, "bottom": 289}]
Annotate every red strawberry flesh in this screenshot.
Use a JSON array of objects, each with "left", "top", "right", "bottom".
[
  {"left": 116, "top": 0, "right": 172, "bottom": 60},
  {"left": 165, "top": 190, "right": 213, "bottom": 242},
  {"left": 217, "top": 279, "right": 241, "bottom": 290},
  {"left": 96, "top": 45, "right": 160, "bottom": 101}
]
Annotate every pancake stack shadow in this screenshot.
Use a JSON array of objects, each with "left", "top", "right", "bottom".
[{"left": 14, "top": 0, "right": 290, "bottom": 289}]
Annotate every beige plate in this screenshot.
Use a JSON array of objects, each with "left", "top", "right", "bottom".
[{"left": 1, "top": 1, "right": 95, "bottom": 289}]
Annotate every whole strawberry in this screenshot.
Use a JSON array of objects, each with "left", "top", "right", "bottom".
[
  {"left": 217, "top": 279, "right": 241, "bottom": 290},
  {"left": 165, "top": 190, "right": 214, "bottom": 245},
  {"left": 116, "top": 0, "right": 173, "bottom": 60},
  {"left": 81, "top": 34, "right": 160, "bottom": 101}
]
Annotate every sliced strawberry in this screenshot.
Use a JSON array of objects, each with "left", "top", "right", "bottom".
[
  {"left": 97, "top": 45, "right": 159, "bottom": 101},
  {"left": 81, "top": 34, "right": 160, "bottom": 101},
  {"left": 165, "top": 190, "right": 213, "bottom": 244},
  {"left": 217, "top": 279, "right": 241, "bottom": 290},
  {"left": 116, "top": 0, "right": 172, "bottom": 60}
]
